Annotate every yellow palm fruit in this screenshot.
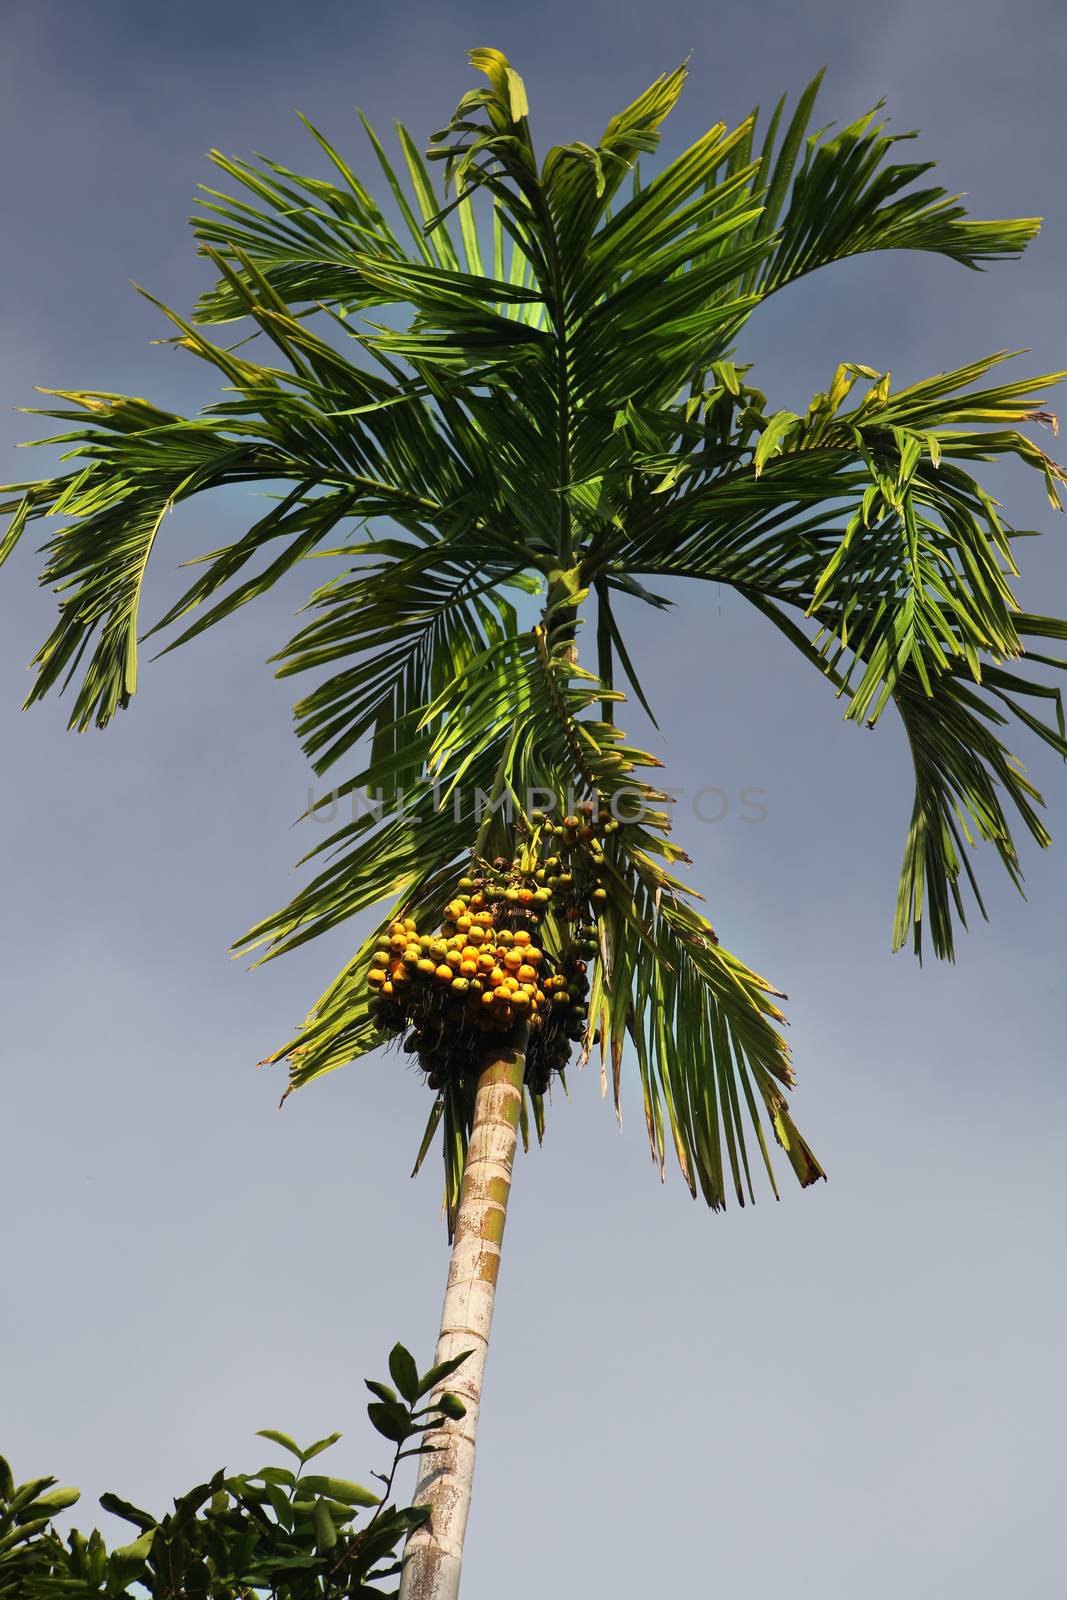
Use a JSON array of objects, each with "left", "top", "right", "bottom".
[
  {"left": 512, "top": 991, "right": 531, "bottom": 1011},
  {"left": 404, "top": 918, "right": 418, "bottom": 932},
  {"left": 456, "top": 915, "right": 472, "bottom": 933},
  {"left": 517, "top": 963, "right": 536, "bottom": 983},
  {"left": 467, "top": 925, "right": 486, "bottom": 945},
  {"left": 474, "top": 910, "right": 494, "bottom": 926},
  {"left": 430, "top": 940, "right": 449, "bottom": 960},
  {"left": 460, "top": 959, "right": 478, "bottom": 977},
  {"left": 389, "top": 932, "right": 407, "bottom": 952},
  {"left": 403, "top": 945, "right": 420, "bottom": 963},
  {"left": 435, "top": 964, "right": 454, "bottom": 983},
  {"left": 535, "top": 988, "right": 545, "bottom": 1004},
  {"left": 418, "top": 934, "right": 434, "bottom": 952},
  {"left": 445, "top": 950, "right": 463, "bottom": 969},
  {"left": 513, "top": 930, "right": 531, "bottom": 947},
  {"left": 497, "top": 929, "right": 514, "bottom": 946},
  {"left": 461, "top": 946, "right": 480, "bottom": 963},
  {"left": 452, "top": 976, "right": 470, "bottom": 993},
  {"left": 382, "top": 980, "right": 395, "bottom": 996},
  {"left": 372, "top": 948, "right": 390, "bottom": 965},
  {"left": 440, "top": 920, "right": 457, "bottom": 937},
  {"left": 489, "top": 967, "right": 506, "bottom": 987},
  {"left": 368, "top": 969, "right": 387, "bottom": 988},
  {"left": 417, "top": 958, "right": 437, "bottom": 976},
  {"left": 477, "top": 951, "right": 496, "bottom": 973},
  {"left": 503, "top": 949, "right": 523, "bottom": 971},
  {"left": 481, "top": 990, "right": 495, "bottom": 1007},
  {"left": 525, "top": 947, "right": 543, "bottom": 965}
]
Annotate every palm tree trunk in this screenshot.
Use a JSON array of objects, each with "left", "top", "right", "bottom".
[{"left": 399, "top": 1032, "right": 527, "bottom": 1600}]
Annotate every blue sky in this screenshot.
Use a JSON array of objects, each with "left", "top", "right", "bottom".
[{"left": 1, "top": 3, "right": 1065, "bottom": 1595}]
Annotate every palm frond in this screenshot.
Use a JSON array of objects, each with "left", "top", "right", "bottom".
[{"left": 755, "top": 83, "right": 1040, "bottom": 292}]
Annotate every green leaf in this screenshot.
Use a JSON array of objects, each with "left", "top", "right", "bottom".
[
  {"left": 417, "top": 1351, "right": 470, "bottom": 1398},
  {"left": 110, "top": 1526, "right": 156, "bottom": 1570},
  {"left": 299, "top": 1432, "right": 343, "bottom": 1463},
  {"left": 33, "top": 1486, "right": 80, "bottom": 1513},
  {"left": 312, "top": 1497, "right": 338, "bottom": 1551},
  {"left": 367, "top": 1402, "right": 412, "bottom": 1444},
  {"left": 255, "top": 1429, "right": 305, "bottom": 1460},
  {"left": 98, "top": 1491, "right": 155, "bottom": 1531},
  {"left": 387, "top": 1344, "right": 420, "bottom": 1404},
  {"left": 296, "top": 1476, "right": 380, "bottom": 1508}
]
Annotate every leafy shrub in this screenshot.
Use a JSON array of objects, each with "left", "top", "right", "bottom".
[{"left": 0, "top": 1342, "right": 466, "bottom": 1598}]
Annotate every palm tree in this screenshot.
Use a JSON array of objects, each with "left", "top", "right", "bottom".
[{"left": 4, "top": 46, "right": 1065, "bottom": 1600}]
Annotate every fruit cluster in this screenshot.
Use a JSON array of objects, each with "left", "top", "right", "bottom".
[{"left": 366, "top": 802, "right": 617, "bottom": 1097}]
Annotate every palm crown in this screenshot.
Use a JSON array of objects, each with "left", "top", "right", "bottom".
[{"left": 4, "top": 47, "right": 1065, "bottom": 1225}]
